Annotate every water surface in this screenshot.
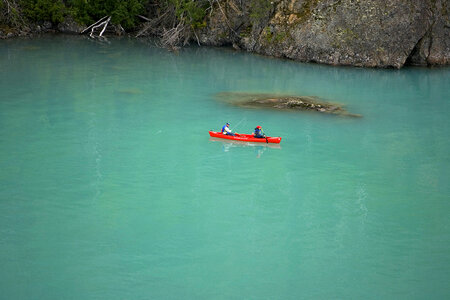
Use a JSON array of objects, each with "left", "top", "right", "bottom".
[{"left": 0, "top": 36, "right": 449, "bottom": 299}]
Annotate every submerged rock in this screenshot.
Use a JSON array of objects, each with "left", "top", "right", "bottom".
[{"left": 215, "top": 92, "right": 361, "bottom": 117}]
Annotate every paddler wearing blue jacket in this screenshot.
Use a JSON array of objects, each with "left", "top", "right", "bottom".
[
  {"left": 253, "top": 125, "right": 266, "bottom": 138},
  {"left": 222, "top": 122, "right": 235, "bottom": 136}
]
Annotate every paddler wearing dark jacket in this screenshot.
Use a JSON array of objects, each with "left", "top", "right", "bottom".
[{"left": 253, "top": 125, "right": 266, "bottom": 138}]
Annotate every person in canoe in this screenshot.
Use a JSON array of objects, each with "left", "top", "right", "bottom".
[
  {"left": 253, "top": 125, "right": 266, "bottom": 138},
  {"left": 221, "top": 122, "right": 235, "bottom": 136}
]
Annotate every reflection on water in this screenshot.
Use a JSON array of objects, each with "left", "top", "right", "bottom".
[
  {"left": 209, "top": 137, "right": 282, "bottom": 149},
  {"left": 209, "top": 137, "right": 281, "bottom": 157}
]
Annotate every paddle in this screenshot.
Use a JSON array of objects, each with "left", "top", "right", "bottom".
[{"left": 261, "top": 129, "right": 268, "bottom": 143}]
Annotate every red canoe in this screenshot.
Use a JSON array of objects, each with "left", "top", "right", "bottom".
[{"left": 209, "top": 131, "right": 282, "bottom": 144}]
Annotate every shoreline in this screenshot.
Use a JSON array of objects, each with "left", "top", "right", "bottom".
[
  {"left": 1, "top": 1, "right": 448, "bottom": 69},
  {"left": 3, "top": 31, "right": 449, "bottom": 71}
]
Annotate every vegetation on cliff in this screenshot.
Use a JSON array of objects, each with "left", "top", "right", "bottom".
[
  {"left": 0, "top": 0, "right": 211, "bottom": 43},
  {"left": 1, "top": 0, "right": 146, "bottom": 31},
  {"left": 0, "top": 0, "right": 212, "bottom": 29}
]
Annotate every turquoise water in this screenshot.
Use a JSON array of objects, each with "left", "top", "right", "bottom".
[{"left": 0, "top": 35, "right": 449, "bottom": 299}]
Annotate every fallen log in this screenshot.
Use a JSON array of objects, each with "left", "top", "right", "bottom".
[
  {"left": 91, "top": 16, "right": 111, "bottom": 37},
  {"left": 80, "top": 16, "right": 112, "bottom": 38},
  {"left": 81, "top": 16, "right": 109, "bottom": 34}
]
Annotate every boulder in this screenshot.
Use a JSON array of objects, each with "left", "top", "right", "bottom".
[{"left": 57, "top": 17, "right": 84, "bottom": 34}]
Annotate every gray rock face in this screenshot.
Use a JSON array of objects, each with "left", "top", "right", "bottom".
[
  {"left": 199, "top": 0, "right": 449, "bottom": 68},
  {"left": 57, "top": 17, "right": 84, "bottom": 34}
]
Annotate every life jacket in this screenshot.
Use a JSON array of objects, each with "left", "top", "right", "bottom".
[
  {"left": 254, "top": 128, "right": 264, "bottom": 138},
  {"left": 222, "top": 125, "right": 227, "bottom": 133}
]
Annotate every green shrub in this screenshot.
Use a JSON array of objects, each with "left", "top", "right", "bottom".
[
  {"left": 163, "top": 0, "right": 208, "bottom": 28},
  {"left": 0, "top": 0, "right": 24, "bottom": 27},
  {"left": 69, "top": 0, "right": 145, "bottom": 29},
  {"left": 4, "top": 0, "right": 208, "bottom": 31},
  {"left": 22, "top": 0, "right": 66, "bottom": 23}
]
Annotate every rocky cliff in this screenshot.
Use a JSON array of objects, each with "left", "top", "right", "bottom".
[
  {"left": 2, "top": 0, "right": 448, "bottom": 68},
  {"left": 198, "top": 0, "right": 449, "bottom": 68}
]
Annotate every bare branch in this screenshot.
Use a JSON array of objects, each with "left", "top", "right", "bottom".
[{"left": 81, "top": 16, "right": 109, "bottom": 34}]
